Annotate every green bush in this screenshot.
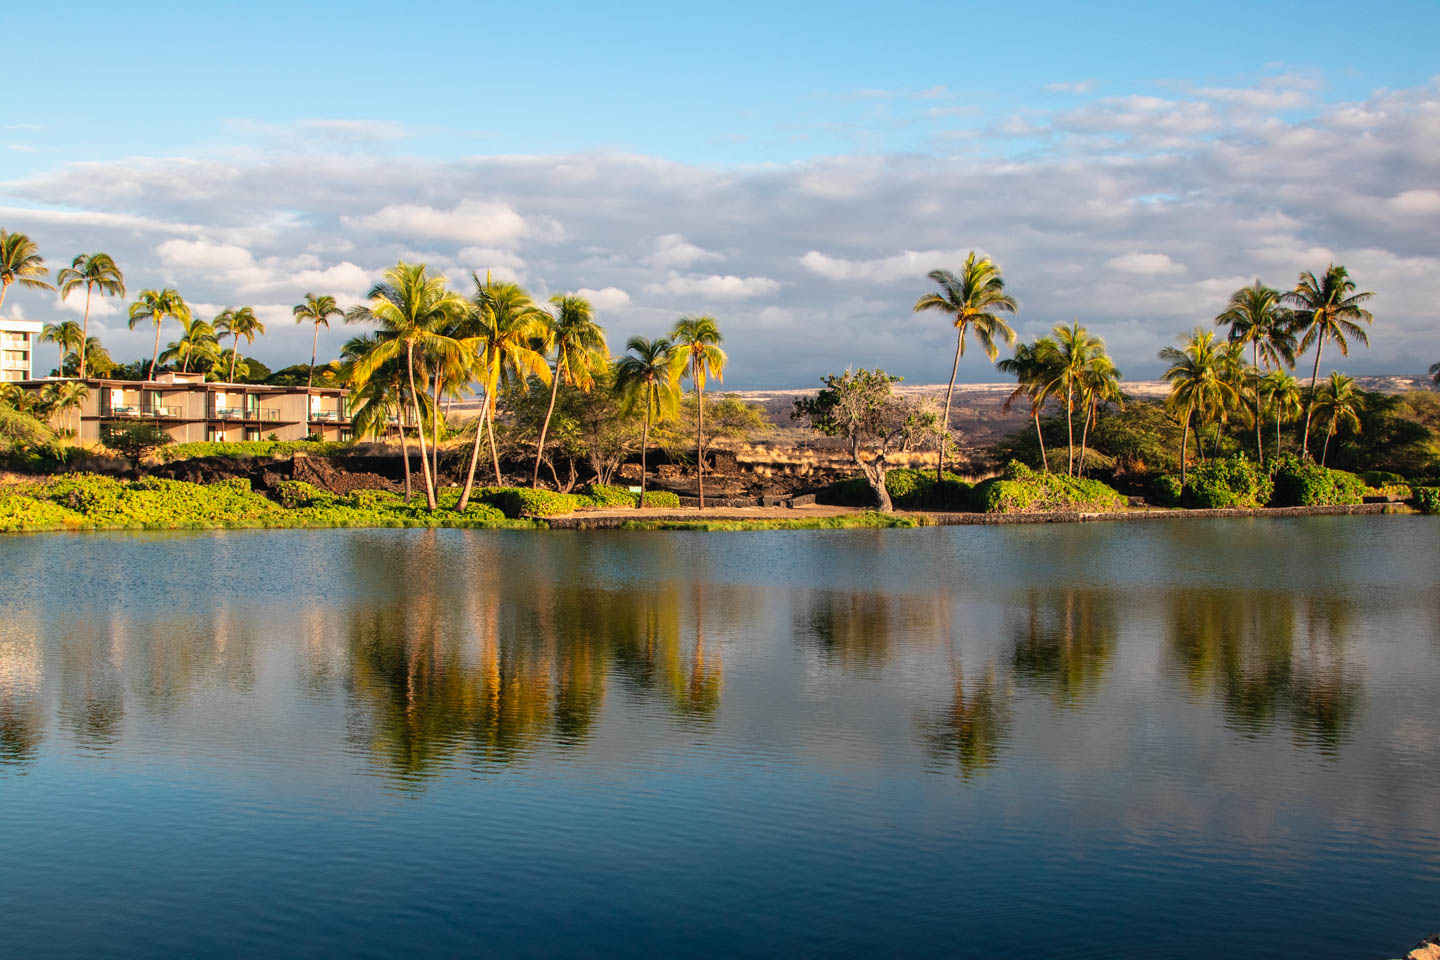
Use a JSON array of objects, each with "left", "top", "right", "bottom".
[
  {"left": 1268, "top": 456, "right": 1366, "bottom": 507},
  {"left": 1183, "top": 457, "right": 1274, "bottom": 509},
  {"left": 482, "top": 487, "right": 583, "bottom": 518},
  {"left": 1361, "top": 470, "right": 1405, "bottom": 487},
  {"left": 581, "top": 483, "right": 639, "bottom": 508},
  {"left": 156, "top": 440, "right": 351, "bottom": 462},
  {"left": 103, "top": 422, "right": 173, "bottom": 460},
  {"left": 1149, "top": 474, "right": 1183, "bottom": 507},
  {"left": 641, "top": 490, "right": 681, "bottom": 508},
  {"left": 828, "top": 468, "right": 973, "bottom": 510},
  {"left": 1411, "top": 487, "right": 1440, "bottom": 515},
  {"left": 974, "top": 461, "right": 1125, "bottom": 514}
]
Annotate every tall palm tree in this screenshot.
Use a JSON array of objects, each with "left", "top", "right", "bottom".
[
  {"left": 1215, "top": 280, "right": 1295, "bottom": 464},
  {"left": 0, "top": 230, "right": 54, "bottom": 313},
  {"left": 214, "top": 306, "right": 265, "bottom": 383},
  {"left": 670, "top": 315, "right": 727, "bottom": 509},
  {"left": 342, "top": 332, "right": 422, "bottom": 501},
  {"left": 51, "top": 380, "right": 88, "bottom": 436},
  {"left": 1075, "top": 349, "right": 1122, "bottom": 477},
  {"left": 1260, "top": 370, "right": 1303, "bottom": 456},
  {"left": 1160, "top": 329, "right": 1241, "bottom": 486},
  {"left": 616, "top": 336, "right": 681, "bottom": 507},
  {"left": 128, "top": 289, "right": 190, "bottom": 382},
  {"left": 1311, "top": 372, "right": 1362, "bottom": 467},
  {"left": 56, "top": 253, "right": 125, "bottom": 377},
  {"left": 1048, "top": 321, "right": 1106, "bottom": 476},
  {"left": 68, "top": 337, "right": 114, "bottom": 378},
  {"left": 40, "top": 320, "right": 84, "bottom": 375},
  {"left": 1280, "top": 265, "right": 1374, "bottom": 459},
  {"left": 1431, "top": 361, "right": 1440, "bottom": 385},
  {"left": 454, "top": 272, "right": 550, "bottom": 510},
  {"left": 532, "top": 293, "right": 608, "bottom": 488},
  {"left": 348, "top": 263, "right": 466, "bottom": 511},
  {"left": 913, "top": 252, "right": 1018, "bottom": 482},
  {"left": 159, "top": 315, "right": 218, "bottom": 373},
  {"left": 996, "top": 338, "right": 1061, "bottom": 473},
  {"left": 293, "top": 293, "right": 343, "bottom": 390}
]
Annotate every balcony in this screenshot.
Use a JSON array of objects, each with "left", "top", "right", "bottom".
[
  {"left": 212, "top": 406, "right": 246, "bottom": 420},
  {"left": 309, "top": 410, "right": 343, "bottom": 422}
]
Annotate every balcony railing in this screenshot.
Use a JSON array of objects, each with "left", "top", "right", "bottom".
[
  {"left": 212, "top": 406, "right": 246, "bottom": 419},
  {"left": 309, "top": 410, "right": 343, "bottom": 422},
  {"left": 105, "top": 404, "right": 183, "bottom": 419}
]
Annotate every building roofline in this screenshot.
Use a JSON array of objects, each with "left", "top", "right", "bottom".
[{"left": 14, "top": 376, "right": 347, "bottom": 394}]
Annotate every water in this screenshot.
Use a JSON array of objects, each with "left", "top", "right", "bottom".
[{"left": 1, "top": 518, "right": 1437, "bottom": 958}]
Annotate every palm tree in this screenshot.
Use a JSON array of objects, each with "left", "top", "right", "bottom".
[
  {"left": 454, "top": 273, "right": 550, "bottom": 510},
  {"left": 1048, "top": 322, "right": 1106, "bottom": 476},
  {"left": 1215, "top": 280, "right": 1295, "bottom": 464},
  {"left": 1260, "top": 371, "right": 1303, "bottom": 457},
  {"left": 1312, "top": 372, "right": 1362, "bottom": 467},
  {"left": 159, "top": 315, "right": 218, "bottom": 373},
  {"left": 348, "top": 263, "right": 466, "bottom": 511},
  {"left": 128, "top": 289, "right": 190, "bottom": 382},
  {"left": 1075, "top": 349, "right": 1122, "bottom": 477},
  {"left": 342, "top": 332, "right": 422, "bottom": 501},
  {"left": 0, "top": 230, "right": 54, "bottom": 314},
  {"left": 67, "top": 337, "right": 114, "bottom": 378},
  {"left": 996, "top": 338, "right": 1061, "bottom": 473},
  {"left": 51, "top": 380, "right": 88, "bottom": 436},
  {"left": 670, "top": 315, "right": 727, "bottom": 509},
  {"left": 1160, "top": 329, "right": 1241, "bottom": 486},
  {"left": 55, "top": 253, "right": 125, "bottom": 377},
  {"left": 532, "top": 293, "right": 608, "bottom": 488},
  {"left": 1429, "top": 361, "right": 1439, "bottom": 386},
  {"left": 913, "top": 252, "right": 1018, "bottom": 482},
  {"left": 214, "top": 306, "right": 265, "bottom": 383},
  {"left": 40, "top": 320, "right": 84, "bottom": 375},
  {"left": 616, "top": 336, "right": 681, "bottom": 507},
  {"left": 293, "top": 293, "right": 343, "bottom": 390},
  {"left": 1281, "top": 265, "right": 1374, "bottom": 459}
]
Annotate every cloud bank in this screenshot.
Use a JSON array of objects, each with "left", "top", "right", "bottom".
[{"left": 2, "top": 76, "right": 1438, "bottom": 387}]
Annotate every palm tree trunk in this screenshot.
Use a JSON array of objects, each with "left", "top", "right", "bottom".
[
  {"left": 1180, "top": 401, "right": 1193, "bottom": 487},
  {"left": 1078, "top": 397, "right": 1095, "bottom": 476},
  {"left": 79, "top": 285, "right": 92, "bottom": 379},
  {"left": 1034, "top": 411, "right": 1048, "bottom": 472},
  {"left": 696, "top": 364, "right": 706, "bottom": 510},
  {"left": 0, "top": 279, "right": 9, "bottom": 313},
  {"left": 1322, "top": 424, "right": 1332, "bottom": 467},
  {"left": 1301, "top": 334, "right": 1324, "bottom": 460},
  {"left": 431, "top": 372, "right": 442, "bottom": 486},
  {"left": 1276, "top": 407, "right": 1283, "bottom": 456},
  {"left": 533, "top": 356, "right": 563, "bottom": 488},
  {"left": 1065, "top": 384, "right": 1075, "bottom": 476},
  {"left": 488, "top": 397, "right": 502, "bottom": 484},
  {"left": 456, "top": 391, "right": 490, "bottom": 511},
  {"left": 398, "top": 406, "right": 413, "bottom": 503},
  {"left": 229, "top": 335, "right": 239, "bottom": 383},
  {"left": 405, "top": 340, "right": 437, "bottom": 510},
  {"left": 637, "top": 401, "right": 651, "bottom": 510},
  {"left": 938, "top": 333, "right": 963, "bottom": 484},
  {"left": 149, "top": 320, "right": 162, "bottom": 382},
  {"left": 308, "top": 323, "right": 319, "bottom": 390},
  {"left": 1253, "top": 344, "right": 1263, "bottom": 465}
]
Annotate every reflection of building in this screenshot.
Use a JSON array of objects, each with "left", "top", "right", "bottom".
[
  {"left": 0, "top": 319, "right": 41, "bottom": 381},
  {"left": 17, "top": 371, "right": 354, "bottom": 442}
]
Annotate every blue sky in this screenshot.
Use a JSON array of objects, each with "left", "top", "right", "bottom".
[{"left": 2, "top": 0, "right": 1438, "bottom": 385}]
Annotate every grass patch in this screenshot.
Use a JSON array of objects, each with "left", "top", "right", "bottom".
[
  {"left": 155, "top": 440, "right": 353, "bottom": 462},
  {"left": 616, "top": 511, "right": 921, "bottom": 531}
]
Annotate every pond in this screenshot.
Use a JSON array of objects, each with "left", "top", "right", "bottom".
[{"left": 1, "top": 518, "right": 1438, "bottom": 958}]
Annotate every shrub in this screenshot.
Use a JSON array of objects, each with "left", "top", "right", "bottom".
[
  {"left": 581, "top": 483, "right": 639, "bottom": 508},
  {"left": 974, "top": 461, "right": 1124, "bottom": 514},
  {"left": 1149, "top": 474, "right": 1183, "bottom": 507},
  {"left": 103, "top": 422, "right": 173, "bottom": 461},
  {"left": 275, "top": 479, "right": 329, "bottom": 509},
  {"left": 1411, "top": 487, "right": 1440, "bottom": 515},
  {"left": 1361, "top": 470, "right": 1405, "bottom": 487},
  {"left": 1183, "top": 457, "right": 1274, "bottom": 509},
  {"left": 1268, "top": 456, "right": 1366, "bottom": 507},
  {"left": 641, "top": 490, "right": 681, "bottom": 508},
  {"left": 482, "top": 487, "right": 583, "bottom": 518},
  {"left": 826, "top": 468, "right": 973, "bottom": 510},
  {"left": 156, "top": 440, "right": 351, "bottom": 462}
]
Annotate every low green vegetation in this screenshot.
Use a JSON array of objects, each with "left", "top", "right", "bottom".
[
  {"left": 827, "top": 468, "right": 972, "bottom": 510},
  {"left": 619, "top": 512, "right": 919, "bottom": 531},
  {"left": 1412, "top": 487, "right": 1440, "bottom": 515},
  {"left": 1267, "top": 456, "right": 1368, "bottom": 507},
  {"left": 156, "top": 439, "right": 354, "bottom": 462},
  {"left": 1180, "top": 457, "right": 1274, "bottom": 509},
  {"left": 972, "top": 461, "right": 1125, "bottom": 514}
]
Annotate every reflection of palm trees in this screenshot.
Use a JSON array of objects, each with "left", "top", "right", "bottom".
[
  {"left": 1167, "top": 589, "right": 1360, "bottom": 749},
  {"left": 1009, "top": 589, "right": 1117, "bottom": 704},
  {"left": 0, "top": 633, "right": 44, "bottom": 768},
  {"left": 795, "top": 589, "right": 947, "bottom": 668},
  {"left": 919, "top": 667, "right": 1012, "bottom": 778}
]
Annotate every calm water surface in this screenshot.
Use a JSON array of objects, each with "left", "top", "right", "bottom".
[{"left": 2, "top": 518, "right": 1438, "bottom": 958}]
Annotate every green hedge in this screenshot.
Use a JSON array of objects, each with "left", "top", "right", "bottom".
[
  {"left": 1267, "top": 456, "right": 1367, "bottom": 507},
  {"left": 829, "top": 468, "right": 973, "bottom": 510},
  {"left": 156, "top": 440, "right": 352, "bottom": 462},
  {"left": 481, "top": 487, "right": 584, "bottom": 518},
  {"left": 579, "top": 484, "right": 683, "bottom": 509},
  {"left": 1149, "top": 474, "right": 1183, "bottom": 508},
  {"left": 0, "top": 474, "right": 521, "bottom": 532},
  {"left": 1411, "top": 487, "right": 1440, "bottom": 515},
  {"left": 974, "top": 461, "right": 1125, "bottom": 514},
  {"left": 1184, "top": 457, "right": 1274, "bottom": 509}
]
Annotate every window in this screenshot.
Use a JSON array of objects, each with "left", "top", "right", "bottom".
[{"left": 245, "top": 428, "right": 260, "bottom": 442}]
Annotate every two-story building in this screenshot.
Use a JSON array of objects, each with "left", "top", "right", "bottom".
[
  {"left": 17, "top": 372, "right": 355, "bottom": 443},
  {"left": 0, "top": 319, "right": 42, "bottom": 381}
]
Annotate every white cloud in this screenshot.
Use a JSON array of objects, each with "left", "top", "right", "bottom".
[
  {"left": 1389, "top": 189, "right": 1440, "bottom": 214},
  {"left": 646, "top": 233, "right": 722, "bottom": 269},
  {"left": 643, "top": 274, "right": 780, "bottom": 298},
  {"left": 342, "top": 199, "right": 551, "bottom": 245},
  {"left": 1045, "top": 80, "right": 1096, "bottom": 94},
  {"left": 800, "top": 249, "right": 971, "bottom": 284},
  {"left": 1105, "top": 252, "right": 1188, "bottom": 276},
  {"left": 576, "top": 287, "right": 631, "bottom": 311}
]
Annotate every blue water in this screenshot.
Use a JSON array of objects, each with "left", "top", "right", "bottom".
[{"left": 1, "top": 518, "right": 1437, "bottom": 958}]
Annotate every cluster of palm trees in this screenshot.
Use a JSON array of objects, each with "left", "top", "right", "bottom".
[
  {"left": 1159, "top": 265, "right": 1374, "bottom": 479},
  {"left": 339, "top": 263, "right": 728, "bottom": 512},
  {"left": 0, "top": 380, "right": 89, "bottom": 438}
]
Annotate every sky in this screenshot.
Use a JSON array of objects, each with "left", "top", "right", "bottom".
[{"left": 2, "top": 0, "right": 1438, "bottom": 387}]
